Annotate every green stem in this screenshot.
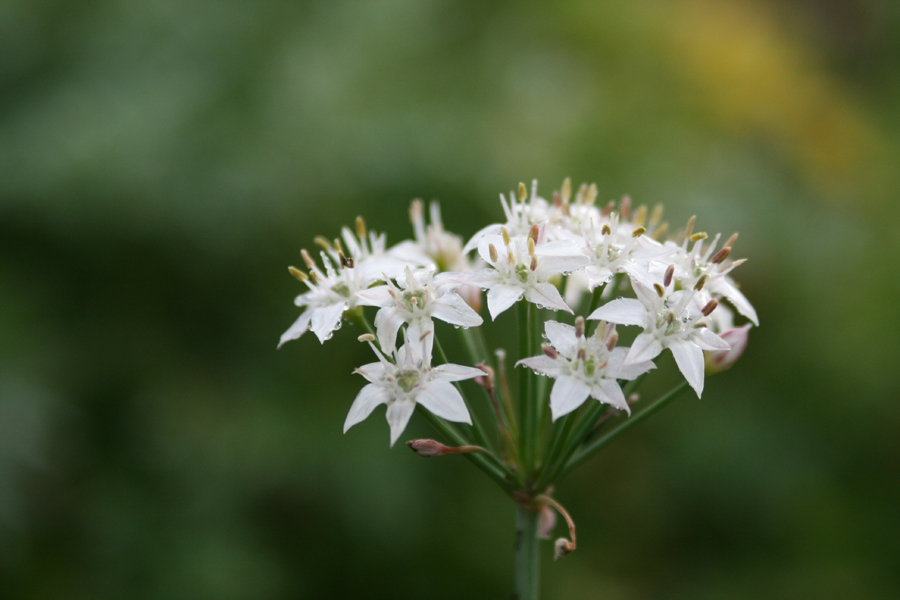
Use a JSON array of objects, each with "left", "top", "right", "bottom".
[
  {"left": 515, "top": 504, "right": 541, "bottom": 600},
  {"left": 517, "top": 302, "right": 535, "bottom": 474},
  {"left": 416, "top": 406, "right": 512, "bottom": 490},
  {"left": 558, "top": 380, "right": 689, "bottom": 477},
  {"left": 433, "top": 335, "right": 493, "bottom": 453},
  {"left": 534, "top": 412, "right": 573, "bottom": 491}
]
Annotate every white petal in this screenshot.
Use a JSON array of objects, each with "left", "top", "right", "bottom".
[
  {"left": 356, "top": 285, "right": 392, "bottom": 307},
  {"left": 344, "top": 384, "right": 391, "bottom": 433},
  {"left": 464, "top": 224, "right": 502, "bottom": 254},
  {"left": 415, "top": 380, "right": 472, "bottom": 424},
  {"left": 669, "top": 339, "right": 705, "bottom": 397},
  {"left": 432, "top": 363, "right": 485, "bottom": 382},
  {"left": 453, "top": 268, "right": 498, "bottom": 288},
  {"left": 386, "top": 400, "right": 416, "bottom": 447},
  {"left": 592, "top": 379, "right": 630, "bottom": 414},
  {"left": 516, "top": 355, "right": 562, "bottom": 377},
  {"left": 311, "top": 302, "right": 347, "bottom": 343},
  {"left": 477, "top": 234, "right": 508, "bottom": 265},
  {"left": 524, "top": 282, "right": 572, "bottom": 313},
  {"left": 431, "top": 293, "right": 483, "bottom": 327},
  {"left": 354, "top": 361, "right": 387, "bottom": 383},
  {"left": 487, "top": 284, "right": 524, "bottom": 320},
  {"left": 585, "top": 266, "right": 614, "bottom": 290},
  {"left": 374, "top": 308, "right": 405, "bottom": 354},
  {"left": 406, "top": 318, "right": 434, "bottom": 365},
  {"left": 713, "top": 278, "right": 759, "bottom": 326},
  {"left": 693, "top": 327, "right": 731, "bottom": 352},
  {"left": 588, "top": 298, "right": 646, "bottom": 326},
  {"left": 543, "top": 321, "right": 577, "bottom": 356},
  {"left": 278, "top": 311, "right": 312, "bottom": 348},
  {"left": 626, "top": 333, "right": 664, "bottom": 364},
  {"left": 550, "top": 375, "right": 592, "bottom": 421}
]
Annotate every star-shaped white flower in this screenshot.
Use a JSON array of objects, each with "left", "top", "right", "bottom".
[
  {"left": 356, "top": 266, "right": 483, "bottom": 362},
  {"left": 588, "top": 266, "right": 731, "bottom": 397},
  {"left": 517, "top": 318, "right": 655, "bottom": 420},
  {"left": 457, "top": 228, "right": 588, "bottom": 320},
  {"left": 345, "top": 339, "right": 483, "bottom": 446},
  {"left": 279, "top": 221, "right": 421, "bottom": 348}
]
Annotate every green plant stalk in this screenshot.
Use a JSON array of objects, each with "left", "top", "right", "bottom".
[
  {"left": 433, "top": 335, "right": 494, "bottom": 453},
  {"left": 514, "top": 504, "right": 541, "bottom": 600},
  {"left": 533, "top": 412, "right": 574, "bottom": 491},
  {"left": 558, "top": 380, "right": 689, "bottom": 477},
  {"left": 517, "top": 301, "right": 537, "bottom": 475},
  {"left": 530, "top": 304, "right": 546, "bottom": 463}
]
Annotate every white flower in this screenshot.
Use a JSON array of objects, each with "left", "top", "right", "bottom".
[
  {"left": 345, "top": 340, "right": 483, "bottom": 446},
  {"left": 356, "top": 266, "right": 483, "bottom": 362},
  {"left": 662, "top": 222, "right": 758, "bottom": 326},
  {"left": 588, "top": 266, "right": 731, "bottom": 397},
  {"left": 517, "top": 318, "right": 655, "bottom": 420},
  {"left": 279, "top": 221, "right": 417, "bottom": 347},
  {"left": 463, "top": 181, "right": 554, "bottom": 254},
  {"left": 457, "top": 227, "right": 588, "bottom": 320}
]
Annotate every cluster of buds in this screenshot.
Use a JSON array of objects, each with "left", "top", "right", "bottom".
[{"left": 280, "top": 178, "right": 754, "bottom": 555}]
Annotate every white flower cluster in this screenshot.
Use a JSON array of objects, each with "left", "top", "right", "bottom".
[{"left": 280, "top": 181, "right": 755, "bottom": 446}]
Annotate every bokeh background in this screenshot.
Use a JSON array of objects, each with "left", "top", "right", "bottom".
[{"left": 2, "top": 0, "right": 899, "bottom": 598}]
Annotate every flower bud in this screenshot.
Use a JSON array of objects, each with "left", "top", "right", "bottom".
[
  {"left": 538, "top": 504, "right": 557, "bottom": 540},
  {"left": 406, "top": 439, "right": 452, "bottom": 457},
  {"left": 705, "top": 324, "right": 751, "bottom": 374}
]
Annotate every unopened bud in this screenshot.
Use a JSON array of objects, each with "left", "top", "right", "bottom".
[
  {"left": 474, "top": 363, "right": 495, "bottom": 390},
  {"left": 538, "top": 504, "right": 557, "bottom": 540},
  {"left": 705, "top": 324, "right": 751, "bottom": 374},
  {"left": 407, "top": 439, "right": 452, "bottom": 457},
  {"left": 407, "top": 439, "right": 485, "bottom": 457}
]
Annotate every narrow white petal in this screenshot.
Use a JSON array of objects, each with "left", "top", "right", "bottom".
[
  {"left": 585, "top": 266, "right": 614, "bottom": 290},
  {"left": 477, "top": 234, "right": 508, "bottom": 265},
  {"left": 311, "top": 302, "right": 347, "bottom": 343},
  {"left": 693, "top": 327, "right": 731, "bottom": 351},
  {"left": 487, "top": 284, "right": 524, "bottom": 319},
  {"left": 588, "top": 298, "right": 646, "bottom": 326},
  {"left": 278, "top": 311, "right": 312, "bottom": 348},
  {"left": 593, "top": 379, "right": 630, "bottom": 414},
  {"left": 344, "top": 384, "right": 391, "bottom": 433},
  {"left": 524, "top": 282, "right": 572, "bottom": 313},
  {"left": 416, "top": 380, "right": 472, "bottom": 424},
  {"left": 464, "top": 224, "right": 502, "bottom": 254},
  {"left": 516, "top": 355, "right": 563, "bottom": 377},
  {"left": 669, "top": 339, "right": 705, "bottom": 397},
  {"left": 374, "top": 308, "right": 405, "bottom": 354},
  {"left": 431, "top": 293, "right": 484, "bottom": 328},
  {"left": 714, "top": 279, "right": 759, "bottom": 326},
  {"left": 406, "top": 318, "right": 434, "bottom": 365},
  {"left": 550, "top": 375, "right": 592, "bottom": 421},
  {"left": 626, "top": 333, "right": 664, "bottom": 364},
  {"left": 356, "top": 285, "right": 392, "bottom": 307},
  {"left": 433, "top": 363, "right": 485, "bottom": 382},
  {"left": 543, "top": 321, "right": 577, "bottom": 356},
  {"left": 386, "top": 400, "right": 416, "bottom": 447},
  {"left": 354, "top": 361, "right": 387, "bottom": 383}
]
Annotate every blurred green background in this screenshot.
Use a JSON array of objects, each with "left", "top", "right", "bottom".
[{"left": 1, "top": 0, "right": 898, "bottom": 598}]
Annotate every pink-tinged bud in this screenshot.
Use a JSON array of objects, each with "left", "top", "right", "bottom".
[
  {"left": 407, "top": 439, "right": 451, "bottom": 457},
  {"left": 705, "top": 324, "right": 751, "bottom": 374},
  {"left": 538, "top": 504, "right": 557, "bottom": 539},
  {"left": 474, "top": 363, "right": 495, "bottom": 390}
]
